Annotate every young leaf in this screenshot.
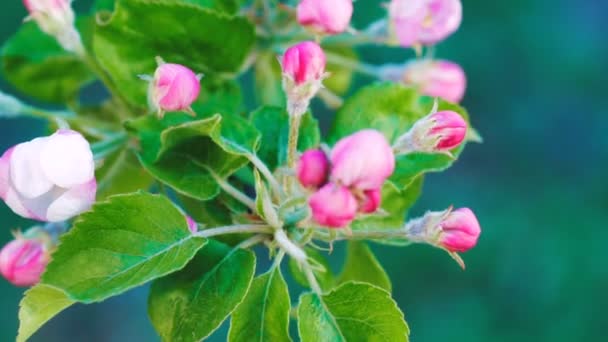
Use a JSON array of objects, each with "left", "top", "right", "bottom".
[
  {"left": 328, "top": 83, "right": 472, "bottom": 189},
  {"left": 42, "top": 192, "right": 207, "bottom": 303},
  {"left": 250, "top": 106, "right": 321, "bottom": 170},
  {"left": 93, "top": 0, "right": 255, "bottom": 105},
  {"left": 229, "top": 267, "right": 291, "bottom": 342},
  {"left": 1, "top": 21, "right": 94, "bottom": 104},
  {"left": 17, "top": 285, "right": 75, "bottom": 342},
  {"left": 288, "top": 247, "right": 335, "bottom": 291},
  {"left": 148, "top": 240, "right": 256, "bottom": 342},
  {"left": 128, "top": 112, "right": 261, "bottom": 200},
  {"left": 298, "top": 282, "right": 409, "bottom": 342},
  {"left": 337, "top": 242, "right": 392, "bottom": 292}
]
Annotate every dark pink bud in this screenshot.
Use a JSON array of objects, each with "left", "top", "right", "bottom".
[
  {"left": 282, "top": 41, "right": 326, "bottom": 86},
  {"left": 439, "top": 208, "right": 481, "bottom": 252},
  {"left": 297, "top": 149, "right": 329, "bottom": 188},
  {"left": 309, "top": 184, "right": 358, "bottom": 228},
  {"left": 429, "top": 110, "right": 467, "bottom": 150},
  {"left": 330, "top": 130, "right": 395, "bottom": 190},
  {"left": 297, "top": 0, "right": 353, "bottom": 35},
  {"left": 359, "top": 189, "right": 382, "bottom": 214},
  {"left": 0, "top": 237, "right": 49, "bottom": 287}
]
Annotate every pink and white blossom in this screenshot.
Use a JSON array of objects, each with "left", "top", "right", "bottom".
[
  {"left": 438, "top": 208, "right": 481, "bottom": 252},
  {"left": 297, "top": 0, "right": 353, "bottom": 35},
  {"left": 0, "top": 129, "right": 96, "bottom": 222},
  {"left": 147, "top": 61, "right": 202, "bottom": 118},
  {"left": 309, "top": 184, "right": 358, "bottom": 228},
  {"left": 389, "top": 0, "right": 462, "bottom": 47},
  {"left": 297, "top": 149, "right": 329, "bottom": 189},
  {"left": 330, "top": 130, "right": 395, "bottom": 190},
  {"left": 404, "top": 60, "right": 466, "bottom": 103}
]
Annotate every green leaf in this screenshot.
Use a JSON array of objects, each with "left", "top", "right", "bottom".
[
  {"left": 42, "top": 192, "right": 207, "bottom": 303},
  {"left": 148, "top": 240, "right": 256, "bottom": 341},
  {"left": 93, "top": 0, "right": 255, "bottom": 105},
  {"left": 1, "top": 21, "right": 94, "bottom": 104},
  {"left": 17, "top": 285, "right": 75, "bottom": 342},
  {"left": 328, "top": 82, "right": 472, "bottom": 189},
  {"left": 288, "top": 247, "right": 335, "bottom": 291},
  {"left": 185, "top": 0, "right": 244, "bottom": 14},
  {"left": 250, "top": 106, "right": 321, "bottom": 170},
  {"left": 95, "top": 147, "right": 154, "bottom": 200},
  {"left": 337, "top": 242, "right": 391, "bottom": 292},
  {"left": 229, "top": 267, "right": 291, "bottom": 342},
  {"left": 128, "top": 112, "right": 260, "bottom": 200},
  {"left": 298, "top": 282, "right": 409, "bottom": 342}
]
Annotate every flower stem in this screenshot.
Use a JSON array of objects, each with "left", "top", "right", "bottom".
[
  {"left": 274, "top": 229, "right": 306, "bottom": 262},
  {"left": 303, "top": 261, "right": 322, "bottom": 294},
  {"left": 248, "top": 153, "right": 284, "bottom": 197},
  {"left": 314, "top": 229, "right": 409, "bottom": 242},
  {"left": 195, "top": 224, "right": 273, "bottom": 239},
  {"left": 205, "top": 168, "right": 257, "bottom": 212},
  {"left": 325, "top": 52, "right": 380, "bottom": 78}
]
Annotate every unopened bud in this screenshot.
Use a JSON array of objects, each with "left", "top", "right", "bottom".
[
  {"left": 309, "top": 184, "right": 357, "bottom": 228},
  {"left": 281, "top": 41, "right": 326, "bottom": 117},
  {"left": 297, "top": 149, "right": 329, "bottom": 189},
  {"left": 394, "top": 110, "right": 467, "bottom": 155},
  {"left": 23, "top": 0, "right": 84, "bottom": 54},
  {"left": 388, "top": 0, "right": 462, "bottom": 47},
  {"left": 0, "top": 227, "right": 51, "bottom": 287},
  {"left": 297, "top": 0, "right": 353, "bottom": 35},
  {"left": 145, "top": 58, "right": 202, "bottom": 119},
  {"left": 330, "top": 130, "right": 395, "bottom": 190},
  {"left": 404, "top": 60, "right": 466, "bottom": 103},
  {"left": 358, "top": 188, "right": 382, "bottom": 214}
]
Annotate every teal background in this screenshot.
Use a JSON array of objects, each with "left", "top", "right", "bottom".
[{"left": 1, "top": 0, "right": 607, "bottom": 341}]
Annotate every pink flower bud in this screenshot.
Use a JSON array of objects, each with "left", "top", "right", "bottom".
[
  {"left": 428, "top": 110, "right": 467, "bottom": 150},
  {"left": 282, "top": 41, "right": 326, "bottom": 86},
  {"left": 0, "top": 129, "right": 96, "bottom": 222},
  {"left": 297, "top": 0, "right": 353, "bottom": 35},
  {"left": 389, "top": 0, "right": 462, "bottom": 47},
  {"left": 359, "top": 189, "right": 382, "bottom": 214},
  {"left": 23, "top": 0, "right": 83, "bottom": 54},
  {"left": 439, "top": 208, "right": 481, "bottom": 252},
  {"left": 330, "top": 130, "right": 395, "bottom": 190},
  {"left": 297, "top": 149, "right": 329, "bottom": 188},
  {"left": 0, "top": 236, "right": 49, "bottom": 287},
  {"left": 309, "top": 184, "right": 358, "bottom": 228},
  {"left": 186, "top": 215, "right": 197, "bottom": 233},
  {"left": 404, "top": 60, "right": 466, "bottom": 103},
  {"left": 148, "top": 61, "right": 201, "bottom": 118}
]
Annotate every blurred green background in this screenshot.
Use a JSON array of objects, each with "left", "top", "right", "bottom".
[{"left": 1, "top": 0, "right": 607, "bottom": 341}]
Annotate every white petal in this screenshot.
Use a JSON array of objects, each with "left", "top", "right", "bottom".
[
  {"left": 10, "top": 138, "right": 54, "bottom": 198},
  {"left": 40, "top": 130, "right": 94, "bottom": 189},
  {"left": 3, "top": 186, "right": 36, "bottom": 220},
  {"left": 46, "top": 179, "right": 96, "bottom": 222}
]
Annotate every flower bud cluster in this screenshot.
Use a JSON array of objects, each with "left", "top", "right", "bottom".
[
  {"left": 298, "top": 130, "right": 395, "bottom": 228},
  {"left": 0, "top": 129, "right": 96, "bottom": 222}
]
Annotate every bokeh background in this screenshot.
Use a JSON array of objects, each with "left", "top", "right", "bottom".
[{"left": 1, "top": 0, "right": 607, "bottom": 341}]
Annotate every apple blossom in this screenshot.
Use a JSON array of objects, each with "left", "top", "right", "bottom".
[
  {"left": 0, "top": 129, "right": 96, "bottom": 222},
  {"left": 23, "top": 0, "right": 83, "bottom": 54},
  {"left": 145, "top": 59, "right": 202, "bottom": 118},
  {"left": 0, "top": 230, "right": 50, "bottom": 287},
  {"left": 403, "top": 60, "right": 467, "bottom": 103}
]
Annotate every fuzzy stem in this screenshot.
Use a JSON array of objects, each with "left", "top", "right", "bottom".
[
  {"left": 195, "top": 224, "right": 273, "bottom": 239},
  {"left": 274, "top": 229, "right": 306, "bottom": 262},
  {"left": 205, "top": 168, "right": 257, "bottom": 212},
  {"left": 248, "top": 153, "right": 284, "bottom": 197},
  {"left": 314, "top": 229, "right": 409, "bottom": 242},
  {"left": 302, "top": 261, "right": 322, "bottom": 294},
  {"left": 325, "top": 52, "right": 380, "bottom": 78}
]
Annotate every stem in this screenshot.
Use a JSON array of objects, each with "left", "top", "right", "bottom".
[
  {"left": 207, "top": 169, "right": 257, "bottom": 212},
  {"left": 274, "top": 229, "right": 306, "bottom": 263},
  {"left": 195, "top": 224, "right": 273, "bottom": 239},
  {"left": 238, "top": 234, "right": 269, "bottom": 249},
  {"left": 248, "top": 154, "right": 284, "bottom": 197},
  {"left": 314, "top": 229, "right": 408, "bottom": 242},
  {"left": 303, "top": 261, "right": 322, "bottom": 294},
  {"left": 286, "top": 113, "right": 301, "bottom": 170},
  {"left": 325, "top": 52, "right": 380, "bottom": 78}
]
